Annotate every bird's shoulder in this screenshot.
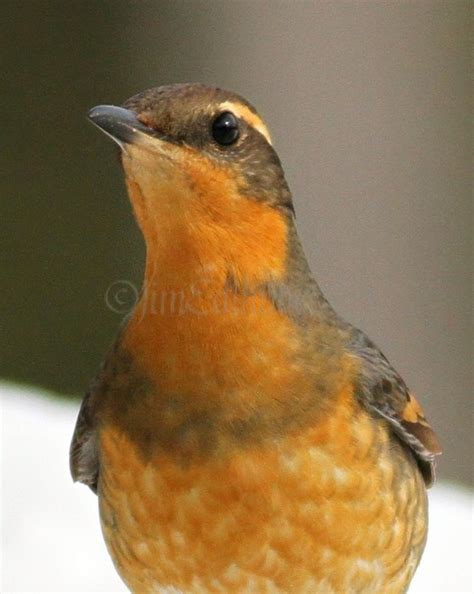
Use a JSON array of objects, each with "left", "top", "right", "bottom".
[
  {"left": 69, "top": 336, "right": 135, "bottom": 493},
  {"left": 69, "top": 376, "right": 101, "bottom": 493},
  {"left": 347, "top": 327, "right": 441, "bottom": 487}
]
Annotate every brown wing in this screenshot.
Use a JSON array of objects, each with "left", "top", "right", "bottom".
[
  {"left": 349, "top": 329, "right": 441, "bottom": 487},
  {"left": 399, "top": 392, "right": 442, "bottom": 456},
  {"left": 70, "top": 330, "right": 133, "bottom": 493},
  {"left": 70, "top": 387, "right": 100, "bottom": 494}
]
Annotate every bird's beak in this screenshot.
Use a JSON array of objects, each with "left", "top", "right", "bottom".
[{"left": 88, "top": 105, "right": 160, "bottom": 149}]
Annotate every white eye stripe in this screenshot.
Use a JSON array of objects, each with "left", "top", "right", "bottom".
[{"left": 218, "top": 101, "right": 272, "bottom": 145}]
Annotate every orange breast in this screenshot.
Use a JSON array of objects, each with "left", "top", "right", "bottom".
[{"left": 98, "top": 386, "right": 427, "bottom": 594}]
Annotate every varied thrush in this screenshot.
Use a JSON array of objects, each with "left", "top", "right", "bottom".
[{"left": 70, "top": 83, "right": 441, "bottom": 593}]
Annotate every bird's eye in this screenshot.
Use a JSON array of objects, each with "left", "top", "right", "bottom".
[{"left": 211, "top": 112, "right": 240, "bottom": 146}]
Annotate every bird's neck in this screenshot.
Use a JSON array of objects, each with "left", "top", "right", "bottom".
[
  {"left": 123, "top": 173, "right": 292, "bottom": 313},
  {"left": 120, "top": 173, "right": 345, "bottom": 398}
]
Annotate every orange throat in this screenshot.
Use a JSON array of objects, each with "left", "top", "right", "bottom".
[{"left": 120, "top": 147, "right": 299, "bottom": 400}]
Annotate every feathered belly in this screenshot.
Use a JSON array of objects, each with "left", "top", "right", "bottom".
[{"left": 98, "top": 407, "right": 427, "bottom": 594}]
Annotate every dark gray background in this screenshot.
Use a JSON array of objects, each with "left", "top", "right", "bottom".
[{"left": 3, "top": 1, "right": 471, "bottom": 486}]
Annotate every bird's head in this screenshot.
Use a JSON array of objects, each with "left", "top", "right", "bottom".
[{"left": 89, "top": 84, "right": 295, "bottom": 289}]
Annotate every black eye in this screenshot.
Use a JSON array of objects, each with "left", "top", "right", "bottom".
[{"left": 211, "top": 112, "right": 240, "bottom": 146}]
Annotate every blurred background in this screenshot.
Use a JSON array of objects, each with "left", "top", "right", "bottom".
[{"left": 2, "top": 1, "right": 472, "bottom": 590}]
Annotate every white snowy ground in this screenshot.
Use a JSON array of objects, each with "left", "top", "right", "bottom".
[{"left": 1, "top": 383, "right": 472, "bottom": 593}]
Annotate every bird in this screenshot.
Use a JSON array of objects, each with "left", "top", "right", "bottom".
[{"left": 70, "top": 83, "right": 441, "bottom": 594}]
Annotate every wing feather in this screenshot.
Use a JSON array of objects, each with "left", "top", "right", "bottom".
[
  {"left": 349, "top": 329, "right": 441, "bottom": 487},
  {"left": 70, "top": 387, "right": 100, "bottom": 493}
]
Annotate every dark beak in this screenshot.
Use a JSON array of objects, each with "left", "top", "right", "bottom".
[{"left": 88, "top": 105, "right": 156, "bottom": 146}]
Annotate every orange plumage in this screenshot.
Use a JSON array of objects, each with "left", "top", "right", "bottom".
[{"left": 71, "top": 84, "right": 440, "bottom": 593}]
